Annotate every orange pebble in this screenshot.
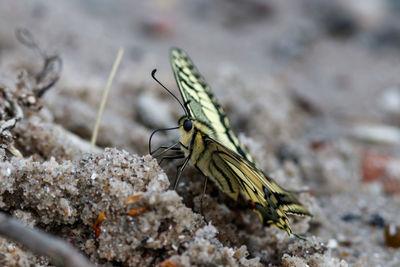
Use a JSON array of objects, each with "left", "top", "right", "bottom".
[
  {"left": 385, "top": 224, "right": 400, "bottom": 248},
  {"left": 159, "top": 259, "right": 179, "bottom": 267},
  {"left": 362, "top": 151, "right": 390, "bottom": 182},
  {"left": 128, "top": 207, "right": 148, "bottom": 217},
  {"left": 383, "top": 178, "right": 400, "bottom": 195},
  {"left": 124, "top": 194, "right": 143, "bottom": 204},
  {"left": 93, "top": 212, "right": 106, "bottom": 238}
]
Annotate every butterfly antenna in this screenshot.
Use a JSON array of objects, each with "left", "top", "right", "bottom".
[
  {"left": 151, "top": 69, "right": 188, "bottom": 117},
  {"left": 148, "top": 126, "right": 179, "bottom": 155}
]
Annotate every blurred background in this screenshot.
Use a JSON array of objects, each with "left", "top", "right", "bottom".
[
  {"left": 1, "top": 0, "right": 400, "bottom": 265},
  {"left": 1, "top": 0, "right": 400, "bottom": 125}
]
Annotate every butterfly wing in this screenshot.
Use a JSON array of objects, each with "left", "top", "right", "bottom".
[
  {"left": 203, "top": 136, "right": 311, "bottom": 235},
  {"left": 170, "top": 48, "right": 255, "bottom": 164}
]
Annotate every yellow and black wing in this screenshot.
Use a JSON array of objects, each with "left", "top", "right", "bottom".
[
  {"left": 170, "top": 48, "right": 255, "bottom": 164},
  {"left": 203, "top": 136, "right": 311, "bottom": 234}
]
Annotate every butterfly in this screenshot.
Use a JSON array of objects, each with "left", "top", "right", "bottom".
[{"left": 151, "top": 48, "right": 311, "bottom": 238}]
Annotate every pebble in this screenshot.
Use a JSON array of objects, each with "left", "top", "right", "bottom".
[
  {"left": 350, "top": 124, "right": 400, "bottom": 146},
  {"left": 385, "top": 224, "right": 400, "bottom": 248},
  {"left": 367, "top": 213, "right": 385, "bottom": 228},
  {"left": 380, "top": 86, "right": 400, "bottom": 117},
  {"left": 341, "top": 213, "right": 361, "bottom": 222},
  {"left": 361, "top": 151, "right": 390, "bottom": 182}
]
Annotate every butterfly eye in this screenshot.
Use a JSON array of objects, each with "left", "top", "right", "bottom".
[{"left": 183, "top": 119, "right": 193, "bottom": 132}]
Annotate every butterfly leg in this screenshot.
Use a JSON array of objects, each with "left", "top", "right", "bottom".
[
  {"left": 173, "top": 156, "right": 190, "bottom": 190},
  {"left": 159, "top": 153, "right": 185, "bottom": 165},
  {"left": 152, "top": 145, "right": 181, "bottom": 156},
  {"left": 200, "top": 175, "right": 208, "bottom": 222},
  {"left": 151, "top": 142, "right": 181, "bottom": 157},
  {"left": 292, "top": 233, "right": 307, "bottom": 240}
]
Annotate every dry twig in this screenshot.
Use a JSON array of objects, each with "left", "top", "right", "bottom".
[
  {"left": 90, "top": 47, "right": 124, "bottom": 151},
  {"left": 0, "top": 212, "right": 94, "bottom": 267}
]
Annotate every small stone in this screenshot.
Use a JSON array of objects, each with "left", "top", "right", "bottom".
[
  {"left": 351, "top": 124, "right": 400, "bottom": 146},
  {"left": 327, "top": 239, "right": 338, "bottom": 249},
  {"left": 385, "top": 224, "right": 400, "bottom": 248},
  {"left": 361, "top": 151, "right": 390, "bottom": 182},
  {"left": 368, "top": 213, "right": 385, "bottom": 228},
  {"left": 323, "top": 8, "right": 358, "bottom": 38},
  {"left": 380, "top": 86, "right": 400, "bottom": 117},
  {"left": 382, "top": 178, "right": 400, "bottom": 195},
  {"left": 141, "top": 16, "right": 174, "bottom": 37},
  {"left": 341, "top": 213, "right": 361, "bottom": 222}
]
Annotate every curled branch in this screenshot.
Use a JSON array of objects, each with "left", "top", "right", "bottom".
[{"left": 15, "top": 28, "right": 63, "bottom": 98}]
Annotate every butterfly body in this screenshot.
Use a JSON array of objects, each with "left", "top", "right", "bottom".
[
  {"left": 178, "top": 116, "right": 241, "bottom": 200},
  {"left": 168, "top": 48, "right": 311, "bottom": 237}
]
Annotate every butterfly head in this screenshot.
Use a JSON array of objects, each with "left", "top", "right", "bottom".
[
  {"left": 177, "top": 116, "right": 195, "bottom": 148},
  {"left": 178, "top": 115, "right": 216, "bottom": 149}
]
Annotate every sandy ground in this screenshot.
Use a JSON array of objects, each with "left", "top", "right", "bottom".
[{"left": 1, "top": 1, "right": 400, "bottom": 266}]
